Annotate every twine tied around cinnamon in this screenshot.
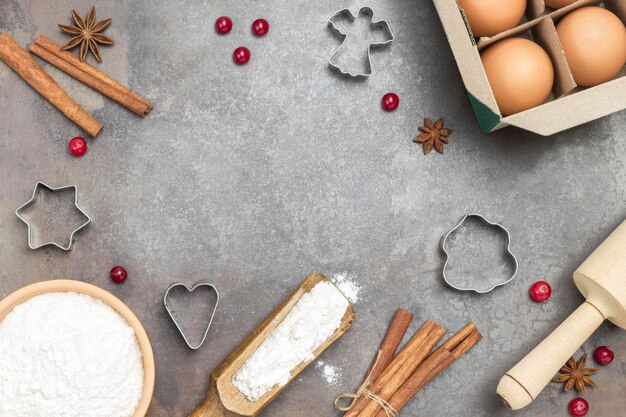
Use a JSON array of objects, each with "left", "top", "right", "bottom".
[{"left": 334, "top": 380, "right": 398, "bottom": 417}]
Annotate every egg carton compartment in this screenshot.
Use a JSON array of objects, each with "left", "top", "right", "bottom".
[
  {"left": 474, "top": 0, "right": 602, "bottom": 48},
  {"left": 548, "top": 0, "right": 623, "bottom": 22},
  {"left": 477, "top": 16, "right": 575, "bottom": 100},
  {"left": 457, "top": 0, "right": 559, "bottom": 42},
  {"left": 548, "top": 0, "right": 626, "bottom": 94},
  {"left": 530, "top": 0, "right": 626, "bottom": 17},
  {"left": 433, "top": 0, "right": 626, "bottom": 135},
  {"left": 528, "top": 0, "right": 602, "bottom": 18}
]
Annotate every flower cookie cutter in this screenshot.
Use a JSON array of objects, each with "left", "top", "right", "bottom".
[
  {"left": 440, "top": 213, "right": 518, "bottom": 294},
  {"left": 15, "top": 181, "right": 91, "bottom": 251},
  {"left": 328, "top": 6, "right": 394, "bottom": 77},
  {"left": 164, "top": 281, "right": 220, "bottom": 350}
]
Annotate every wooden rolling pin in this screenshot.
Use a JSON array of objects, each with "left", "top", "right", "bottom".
[
  {"left": 497, "top": 219, "right": 626, "bottom": 410},
  {"left": 189, "top": 273, "right": 355, "bottom": 417}
]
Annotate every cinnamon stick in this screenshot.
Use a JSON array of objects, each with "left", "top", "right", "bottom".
[
  {"left": 346, "top": 320, "right": 443, "bottom": 417},
  {"left": 366, "top": 309, "right": 414, "bottom": 384},
  {"left": 29, "top": 35, "right": 152, "bottom": 117},
  {"left": 373, "top": 326, "right": 482, "bottom": 417},
  {"left": 441, "top": 322, "right": 476, "bottom": 351},
  {"left": 356, "top": 325, "right": 447, "bottom": 417},
  {"left": 450, "top": 328, "right": 482, "bottom": 360},
  {"left": 0, "top": 32, "right": 102, "bottom": 137}
]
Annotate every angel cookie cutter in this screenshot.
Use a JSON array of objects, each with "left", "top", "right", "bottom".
[
  {"left": 328, "top": 7, "right": 394, "bottom": 77},
  {"left": 440, "top": 214, "right": 518, "bottom": 294}
]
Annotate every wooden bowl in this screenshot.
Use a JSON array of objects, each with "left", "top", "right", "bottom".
[{"left": 0, "top": 279, "right": 155, "bottom": 416}]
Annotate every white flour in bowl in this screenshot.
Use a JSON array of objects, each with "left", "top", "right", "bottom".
[
  {"left": 0, "top": 292, "right": 144, "bottom": 417},
  {"left": 232, "top": 281, "right": 349, "bottom": 402}
]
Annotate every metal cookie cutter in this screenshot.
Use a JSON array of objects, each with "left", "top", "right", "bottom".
[
  {"left": 328, "top": 6, "right": 394, "bottom": 77},
  {"left": 15, "top": 181, "right": 91, "bottom": 251},
  {"left": 440, "top": 214, "right": 518, "bottom": 294},
  {"left": 164, "top": 281, "right": 220, "bottom": 350}
]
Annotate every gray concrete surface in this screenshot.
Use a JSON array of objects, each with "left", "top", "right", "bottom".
[{"left": 1, "top": 1, "right": 625, "bottom": 416}]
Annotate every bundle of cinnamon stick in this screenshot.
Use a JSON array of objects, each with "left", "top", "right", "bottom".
[
  {"left": 0, "top": 33, "right": 152, "bottom": 137},
  {"left": 337, "top": 309, "right": 481, "bottom": 417}
]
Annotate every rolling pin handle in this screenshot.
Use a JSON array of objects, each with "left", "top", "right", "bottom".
[{"left": 497, "top": 301, "right": 605, "bottom": 410}]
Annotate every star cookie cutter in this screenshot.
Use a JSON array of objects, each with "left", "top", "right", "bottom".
[
  {"left": 164, "top": 281, "right": 220, "bottom": 350},
  {"left": 328, "top": 6, "right": 394, "bottom": 77},
  {"left": 440, "top": 214, "right": 518, "bottom": 294},
  {"left": 15, "top": 181, "right": 91, "bottom": 251}
]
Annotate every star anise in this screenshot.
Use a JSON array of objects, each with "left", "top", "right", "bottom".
[
  {"left": 413, "top": 118, "right": 452, "bottom": 154},
  {"left": 552, "top": 354, "right": 598, "bottom": 394},
  {"left": 58, "top": 7, "right": 113, "bottom": 63}
]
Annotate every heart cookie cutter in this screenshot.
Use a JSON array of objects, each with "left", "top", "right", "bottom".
[
  {"left": 440, "top": 213, "right": 518, "bottom": 294},
  {"left": 164, "top": 281, "right": 220, "bottom": 350}
]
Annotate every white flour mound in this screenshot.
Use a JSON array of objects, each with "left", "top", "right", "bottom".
[
  {"left": 233, "top": 281, "right": 349, "bottom": 402},
  {"left": 0, "top": 292, "right": 144, "bottom": 417}
]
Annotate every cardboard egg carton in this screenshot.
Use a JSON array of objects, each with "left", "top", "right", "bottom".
[{"left": 433, "top": 0, "right": 626, "bottom": 135}]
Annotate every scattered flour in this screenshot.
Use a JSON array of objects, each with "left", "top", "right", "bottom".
[
  {"left": 331, "top": 272, "right": 362, "bottom": 303},
  {"left": 316, "top": 360, "right": 342, "bottom": 386},
  {"left": 233, "top": 281, "right": 349, "bottom": 402},
  {"left": 0, "top": 292, "right": 144, "bottom": 417}
]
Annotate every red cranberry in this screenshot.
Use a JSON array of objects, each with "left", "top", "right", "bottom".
[
  {"left": 215, "top": 16, "right": 232, "bottom": 34},
  {"left": 594, "top": 345, "right": 614, "bottom": 365},
  {"left": 233, "top": 47, "right": 251, "bottom": 65},
  {"left": 252, "top": 19, "right": 270, "bottom": 36},
  {"left": 110, "top": 266, "right": 128, "bottom": 284},
  {"left": 382, "top": 93, "right": 399, "bottom": 111},
  {"left": 68, "top": 136, "right": 87, "bottom": 157},
  {"left": 530, "top": 280, "right": 552, "bottom": 302},
  {"left": 568, "top": 397, "right": 589, "bottom": 417}
]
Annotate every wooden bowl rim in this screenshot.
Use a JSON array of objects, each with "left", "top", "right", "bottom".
[{"left": 0, "top": 279, "right": 155, "bottom": 417}]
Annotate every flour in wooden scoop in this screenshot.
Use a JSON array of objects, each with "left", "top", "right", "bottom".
[
  {"left": 0, "top": 292, "right": 144, "bottom": 417},
  {"left": 233, "top": 281, "right": 349, "bottom": 402}
]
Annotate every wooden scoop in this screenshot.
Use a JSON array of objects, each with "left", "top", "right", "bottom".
[
  {"left": 188, "top": 273, "right": 355, "bottom": 417},
  {"left": 497, "top": 219, "right": 626, "bottom": 410}
]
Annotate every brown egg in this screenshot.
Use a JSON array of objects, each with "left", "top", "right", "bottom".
[
  {"left": 481, "top": 38, "right": 554, "bottom": 116},
  {"left": 458, "top": 0, "right": 527, "bottom": 38},
  {"left": 557, "top": 7, "right": 626, "bottom": 87},
  {"left": 544, "top": 0, "right": 577, "bottom": 8}
]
